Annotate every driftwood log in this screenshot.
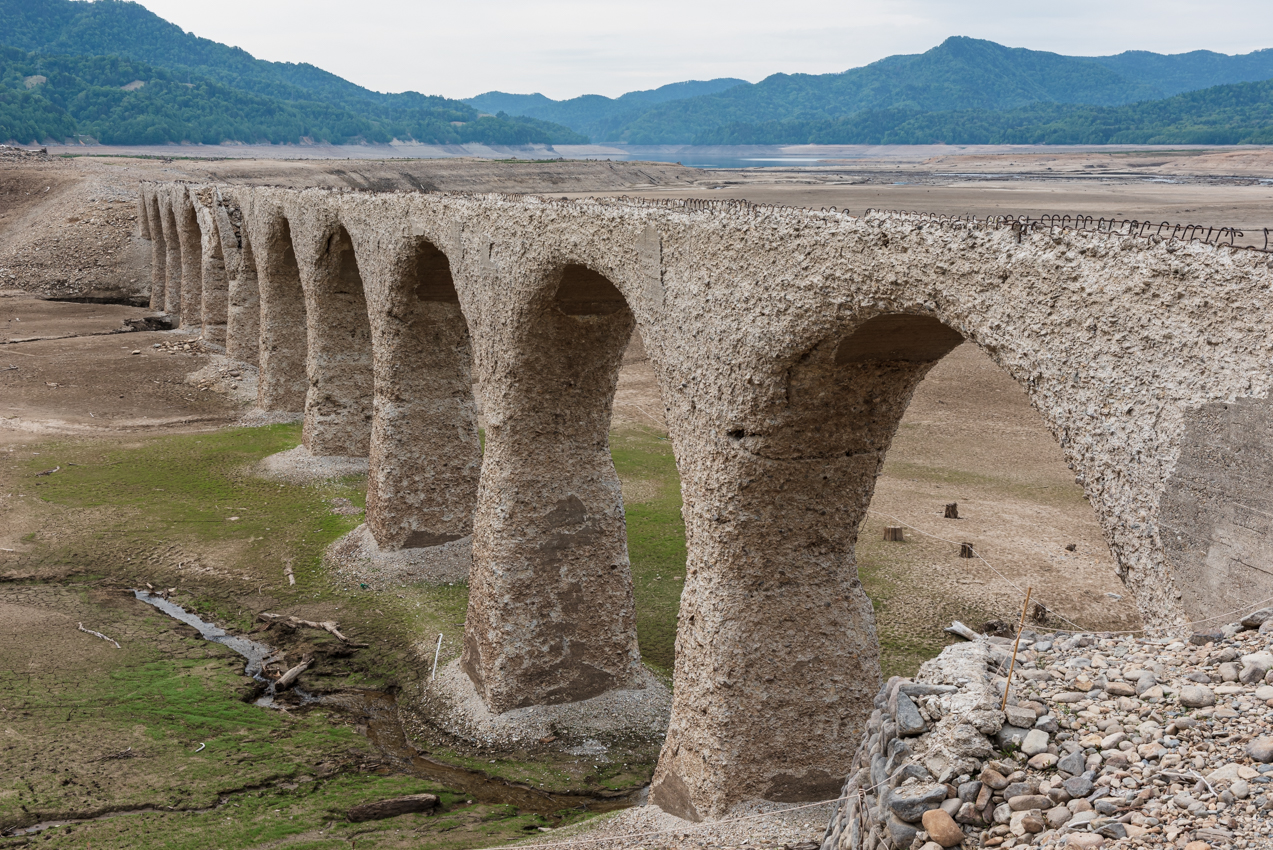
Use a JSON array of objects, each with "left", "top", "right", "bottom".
[
  {"left": 259, "top": 612, "right": 350, "bottom": 642},
  {"left": 274, "top": 657, "right": 312, "bottom": 689},
  {"left": 883, "top": 526, "right": 904, "bottom": 542},
  {"left": 347, "top": 793, "right": 439, "bottom": 822}
]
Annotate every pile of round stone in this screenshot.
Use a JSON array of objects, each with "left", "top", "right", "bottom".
[{"left": 975, "top": 607, "right": 1273, "bottom": 849}]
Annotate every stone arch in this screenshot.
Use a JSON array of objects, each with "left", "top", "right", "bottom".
[
  {"left": 174, "top": 189, "right": 203, "bottom": 330},
  {"left": 365, "top": 235, "right": 480, "bottom": 551},
  {"left": 649, "top": 310, "right": 972, "bottom": 821},
  {"left": 227, "top": 227, "right": 260, "bottom": 367},
  {"left": 300, "top": 222, "right": 374, "bottom": 457},
  {"left": 255, "top": 212, "right": 308, "bottom": 411},
  {"left": 461, "top": 258, "right": 644, "bottom": 713}
]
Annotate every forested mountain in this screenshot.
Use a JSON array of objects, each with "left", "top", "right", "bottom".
[
  {"left": 694, "top": 78, "right": 1273, "bottom": 145},
  {"left": 600, "top": 38, "right": 1273, "bottom": 144},
  {"left": 0, "top": 0, "right": 586, "bottom": 145},
  {"left": 466, "top": 78, "right": 748, "bottom": 140},
  {"left": 2, "top": 0, "right": 1271, "bottom": 147}
]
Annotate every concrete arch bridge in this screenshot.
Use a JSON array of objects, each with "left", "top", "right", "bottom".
[{"left": 137, "top": 180, "right": 1273, "bottom": 820}]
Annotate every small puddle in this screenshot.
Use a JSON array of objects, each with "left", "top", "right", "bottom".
[{"left": 132, "top": 591, "right": 636, "bottom": 818}]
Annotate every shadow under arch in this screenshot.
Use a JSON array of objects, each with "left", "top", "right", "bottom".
[
  {"left": 366, "top": 235, "right": 481, "bottom": 552},
  {"left": 257, "top": 215, "right": 308, "bottom": 411},
  {"left": 461, "top": 260, "right": 646, "bottom": 714},
  {"left": 302, "top": 223, "right": 373, "bottom": 457}
]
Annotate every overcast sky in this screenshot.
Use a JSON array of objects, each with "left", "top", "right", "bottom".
[{"left": 133, "top": 0, "right": 1273, "bottom": 101}]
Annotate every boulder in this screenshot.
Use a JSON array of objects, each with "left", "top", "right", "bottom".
[
  {"left": 887, "top": 782, "right": 948, "bottom": 823},
  {"left": 1179, "top": 685, "right": 1216, "bottom": 708},
  {"left": 1246, "top": 737, "right": 1273, "bottom": 764},
  {"left": 920, "top": 808, "right": 965, "bottom": 848},
  {"left": 1021, "top": 729, "right": 1050, "bottom": 756}
]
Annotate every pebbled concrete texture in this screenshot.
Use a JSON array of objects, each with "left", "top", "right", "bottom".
[{"left": 139, "top": 181, "right": 1273, "bottom": 820}]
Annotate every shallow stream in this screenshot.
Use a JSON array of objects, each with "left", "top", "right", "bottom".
[{"left": 133, "top": 590, "right": 635, "bottom": 818}]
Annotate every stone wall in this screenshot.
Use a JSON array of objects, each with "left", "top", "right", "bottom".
[{"left": 822, "top": 614, "right": 1273, "bottom": 850}]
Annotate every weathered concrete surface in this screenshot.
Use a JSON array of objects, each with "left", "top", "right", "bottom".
[
  {"left": 172, "top": 187, "right": 202, "bottom": 330},
  {"left": 156, "top": 192, "right": 182, "bottom": 317},
  {"left": 138, "top": 182, "right": 1273, "bottom": 819},
  {"left": 240, "top": 192, "right": 306, "bottom": 412},
  {"left": 346, "top": 215, "right": 481, "bottom": 552},
  {"left": 191, "top": 188, "right": 229, "bottom": 346},
  {"left": 1160, "top": 397, "right": 1273, "bottom": 625}
]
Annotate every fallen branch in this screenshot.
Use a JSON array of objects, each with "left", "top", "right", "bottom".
[
  {"left": 78, "top": 622, "right": 121, "bottom": 648},
  {"left": 259, "top": 612, "right": 350, "bottom": 642},
  {"left": 944, "top": 620, "right": 979, "bottom": 641},
  {"left": 35, "top": 465, "right": 60, "bottom": 477},
  {"left": 274, "top": 657, "right": 312, "bottom": 690}
]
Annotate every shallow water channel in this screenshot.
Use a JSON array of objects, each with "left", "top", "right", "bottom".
[{"left": 133, "top": 591, "right": 636, "bottom": 818}]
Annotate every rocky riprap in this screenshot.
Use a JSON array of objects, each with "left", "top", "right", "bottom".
[{"left": 821, "top": 609, "right": 1273, "bottom": 850}]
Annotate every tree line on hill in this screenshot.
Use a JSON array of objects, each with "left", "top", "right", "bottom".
[{"left": 2, "top": 0, "right": 1272, "bottom": 147}]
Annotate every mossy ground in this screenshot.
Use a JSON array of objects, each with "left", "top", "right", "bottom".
[{"left": 0, "top": 419, "right": 952, "bottom": 847}]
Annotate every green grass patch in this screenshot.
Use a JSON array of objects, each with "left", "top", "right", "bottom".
[{"left": 610, "top": 426, "right": 686, "bottom": 674}]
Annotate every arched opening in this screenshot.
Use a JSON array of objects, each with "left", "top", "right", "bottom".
[
  {"left": 201, "top": 215, "right": 229, "bottom": 345},
  {"left": 175, "top": 196, "right": 203, "bottom": 330},
  {"left": 302, "top": 224, "right": 373, "bottom": 457},
  {"left": 366, "top": 238, "right": 480, "bottom": 551},
  {"left": 158, "top": 199, "right": 182, "bottom": 318},
  {"left": 651, "top": 311, "right": 1140, "bottom": 820},
  {"left": 144, "top": 193, "right": 166, "bottom": 312},
  {"left": 853, "top": 326, "right": 1141, "bottom": 676},
  {"left": 461, "top": 261, "right": 645, "bottom": 713},
  {"left": 227, "top": 229, "right": 260, "bottom": 367},
  {"left": 257, "top": 216, "right": 307, "bottom": 411}
]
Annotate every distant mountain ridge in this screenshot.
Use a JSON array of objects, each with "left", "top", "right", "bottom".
[
  {"left": 466, "top": 78, "right": 748, "bottom": 140},
  {"left": 2, "top": 1, "right": 1272, "bottom": 147},
  {"left": 492, "top": 37, "right": 1273, "bottom": 143},
  {"left": 0, "top": 0, "right": 587, "bottom": 145}
]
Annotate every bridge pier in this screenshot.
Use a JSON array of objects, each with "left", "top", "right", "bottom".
[
  {"left": 194, "top": 192, "right": 229, "bottom": 346},
  {"left": 650, "top": 314, "right": 965, "bottom": 820},
  {"left": 226, "top": 224, "right": 260, "bottom": 367},
  {"left": 142, "top": 191, "right": 166, "bottom": 311},
  {"left": 157, "top": 193, "right": 182, "bottom": 319},
  {"left": 361, "top": 231, "right": 480, "bottom": 551},
  {"left": 292, "top": 217, "right": 374, "bottom": 457},
  {"left": 247, "top": 203, "right": 308, "bottom": 412},
  {"left": 461, "top": 262, "right": 643, "bottom": 713},
  {"left": 174, "top": 190, "right": 203, "bottom": 331}
]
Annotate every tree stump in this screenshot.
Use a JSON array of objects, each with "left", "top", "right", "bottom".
[
  {"left": 883, "top": 526, "right": 904, "bottom": 542},
  {"left": 959, "top": 542, "right": 975, "bottom": 558},
  {"left": 348, "top": 793, "right": 439, "bottom": 822},
  {"left": 944, "top": 502, "right": 959, "bottom": 519}
]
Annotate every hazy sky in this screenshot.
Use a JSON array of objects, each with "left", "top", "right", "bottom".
[{"left": 133, "top": 0, "right": 1273, "bottom": 100}]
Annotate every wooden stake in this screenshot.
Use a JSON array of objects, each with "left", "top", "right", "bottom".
[
  {"left": 944, "top": 502, "right": 959, "bottom": 519},
  {"left": 959, "top": 542, "right": 975, "bottom": 558},
  {"left": 883, "top": 526, "right": 905, "bottom": 542},
  {"left": 431, "top": 633, "right": 443, "bottom": 681},
  {"left": 1000, "top": 586, "right": 1033, "bottom": 712}
]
